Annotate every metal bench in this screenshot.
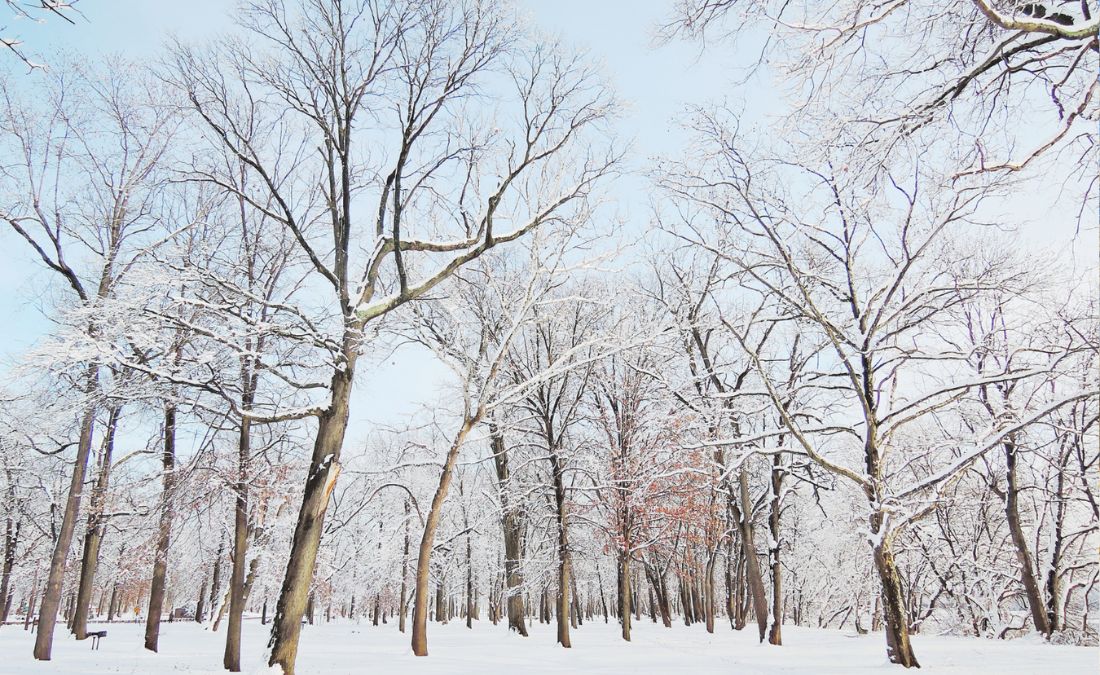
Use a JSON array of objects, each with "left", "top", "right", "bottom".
[{"left": 88, "top": 630, "right": 107, "bottom": 650}]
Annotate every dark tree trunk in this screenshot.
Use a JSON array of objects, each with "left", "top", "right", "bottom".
[
  {"left": 34, "top": 370, "right": 97, "bottom": 661},
  {"left": 0, "top": 482, "right": 19, "bottom": 625},
  {"left": 730, "top": 469, "right": 768, "bottom": 643},
  {"left": 399, "top": 500, "right": 409, "bottom": 633},
  {"left": 145, "top": 404, "right": 178, "bottom": 653},
  {"left": 873, "top": 535, "right": 919, "bottom": 668},
  {"left": 490, "top": 425, "right": 528, "bottom": 636},
  {"left": 72, "top": 406, "right": 120, "bottom": 639},
  {"left": 225, "top": 382, "right": 255, "bottom": 672},
  {"left": 1002, "top": 440, "right": 1052, "bottom": 636},
  {"left": 268, "top": 360, "right": 355, "bottom": 675},
  {"left": 209, "top": 537, "right": 225, "bottom": 625},
  {"left": 767, "top": 454, "right": 784, "bottom": 646},
  {"left": 550, "top": 451, "right": 572, "bottom": 648}
]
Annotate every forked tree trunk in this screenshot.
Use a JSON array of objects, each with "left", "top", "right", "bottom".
[
  {"left": 72, "top": 406, "right": 120, "bottom": 639},
  {"left": 490, "top": 425, "right": 528, "bottom": 636},
  {"left": 730, "top": 469, "right": 768, "bottom": 642},
  {"left": 411, "top": 418, "right": 476, "bottom": 656},
  {"left": 268, "top": 361, "right": 355, "bottom": 675},
  {"left": 33, "top": 372, "right": 97, "bottom": 661},
  {"left": 145, "top": 404, "right": 178, "bottom": 653}
]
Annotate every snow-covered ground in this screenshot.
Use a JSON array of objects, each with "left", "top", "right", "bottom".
[{"left": 1, "top": 619, "right": 1094, "bottom": 674}]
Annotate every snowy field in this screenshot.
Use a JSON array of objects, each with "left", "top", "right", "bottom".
[{"left": 0, "top": 619, "right": 1095, "bottom": 674}]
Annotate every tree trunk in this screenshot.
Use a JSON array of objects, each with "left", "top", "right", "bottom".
[
  {"left": 0, "top": 484, "right": 19, "bottom": 625},
  {"left": 106, "top": 581, "right": 117, "bottom": 623},
  {"left": 145, "top": 404, "right": 178, "bottom": 653},
  {"left": 729, "top": 469, "right": 768, "bottom": 643},
  {"left": 768, "top": 454, "right": 783, "bottom": 646},
  {"left": 225, "top": 409, "right": 253, "bottom": 672},
  {"left": 490, "top": 424, "right": 528, "bottom": 636},
  {"left": 268, "top": 361, "right": 354, "bottom": 675},
  {"left": 550, "top": 451, "right": 572, "bottom": 648},
  {"left": 619, "top": 552, "right": 631, "bottom": 641},
  {"left": 210, "top": 537, "right": 225, "bottom": 626},
  {"left": 1002, "top": 440, "right": 1052, "bottom": 636},
  {"left": 872, "top": 535, "right": 919, "bottom": 667},
  {"left": 704, "top": 554, "right": 716, "bottom": 634},
  {"left": 33, "top": 373, "right": 97, "bottom": 661},
  {"left": 411, "top": 418, "right": 476, "bottom": 656},
  {"left": 399, "top": 500, "right": 409, "bottom": 634},
  {"left": 72, "top": 406, "right": 120, "bottom": 640},
  {"left": 196, "top": 573, "right": 208, "bottom": 624}
]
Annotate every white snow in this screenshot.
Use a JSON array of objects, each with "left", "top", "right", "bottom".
[{"left": 1, "top": 619, "right": 1094, "bottom": 674}]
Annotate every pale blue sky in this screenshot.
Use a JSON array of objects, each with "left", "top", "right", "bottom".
[
  {"left": 0, "top": 0, "right": 768, "bottom": 439},
  {"left": 2, "top": 1, "right": 1090, "bottom": 444}
]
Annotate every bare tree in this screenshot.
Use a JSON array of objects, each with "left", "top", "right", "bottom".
[
  {"left": 169, "top": 1, "right": 614, "bottom": 670},
  {"left": 0, "top": 61, "right": 177, "bottom": 660}
]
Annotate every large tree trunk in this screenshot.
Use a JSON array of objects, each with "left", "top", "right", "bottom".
[
  {"left": 872, "top": 534, "right": 919, "bottom": 668},
  {"left": 549, "top": 451, "right": 572, "bottom": 648},
  {"left": 1002, "top": 440, "right": 1052, "bottom": 636},
  {"left": 33, "top": 370, "right": 97, "bottom": 661},
  {"left": 411, "top": 418, "right": 476, "bottom": 656},
  {"left": 33, "top": 369, "right": 96, "bottom": 659},
  {"left": 730, "top": 469, "right": 768, "bottom": 642},
  {"left": 619, "top": 552, "right": 632, "bottom": 641},
  {"left": 489, "top": 425, "right": 528, "bottom": 636},
  {"left": 767, "top": 454, "right": 783, "bottom": 646},
  {"left": 72, "top": 406, "right": 120, "bottom": 640},
  {"left": 145, "top": 404, "right": 178, "bottom": 652},
  {"left": 267, "top": 362, "right": 354, "bottom": 675},
  {"left": 225, "top": 407, "right": 253, "bottom": 672},
  {"left": 1046, "top": 448, "right": 1069, "bottom": 634}
]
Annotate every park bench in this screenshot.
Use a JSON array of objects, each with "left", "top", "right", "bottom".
[{"left": 88, "top": 630, "right": 107, "bottom": 650}]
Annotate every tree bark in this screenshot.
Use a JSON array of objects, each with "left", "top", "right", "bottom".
[
  {"left": 872, "top": 535, "right": 919, "bottom": 668},
  {"left": 767, "top": 454, "right": 783, "bottom": 646},
  {"left": 399, "top": 500, "right": 409, "bottom": 634},
  {"left": 33, "top": 369, "right": 97, "bottom": 661},
  {"left": 412, "top": 418, "right": 476, "bottom": 656},
  {"left": 145, "top": 403, "right": 178, "bottom": 653},
  {"left": 267, "top": 361, "right": 354, "bottom": 674},
  {"left": 490, "top": 424, "right": 528, "bottom": 636},
  {"left": 72, "top": 406, "right": 120, "bottom": 639},
  {"left": 0, "top": 479, "right": 19, "bottom": 625},
  {"left": 1002, "top": 439, "right": 1052, "bottom": 636},
  {"left": 619, "top": 552, "right": 631, "bottom": 641},
  {"left": 225, "top": 409, "right": 253, "bottom": 671},
  {"left": 549, "top": 451, "right": 572, "bottom": 648},
  {"left": 727, "top": 472, "right": 767, "bottom": 641}
]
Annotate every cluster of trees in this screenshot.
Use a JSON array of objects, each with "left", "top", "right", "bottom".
[{"left": 0, "top": 1, "right": 1095, "bottom": 674}]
